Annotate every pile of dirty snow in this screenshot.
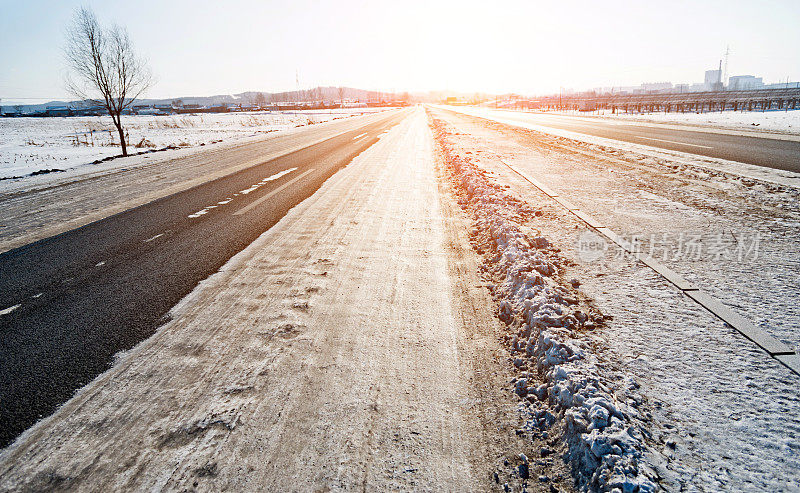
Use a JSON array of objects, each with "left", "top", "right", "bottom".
[{"left": 430, "top": 111, "right": 668, "bottom": 492}]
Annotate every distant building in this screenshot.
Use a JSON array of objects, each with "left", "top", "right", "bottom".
[
  {"left": 704, "top": 69, "right": 722, "bottom": 91},
  {"left": 728, "top": 75, "right": 764, "bottom": 91},
  {"left": 45, "top": 105, "right": 71, "bottom": 117},
  {"left": 763, "top": 81, "right": 800, "bottom": 89},
  {"left": 640, "top": 82, "right": 673, "bottom": 92},
  {"left": 74, "top": 105, "right": 107, "bottom": 116}
]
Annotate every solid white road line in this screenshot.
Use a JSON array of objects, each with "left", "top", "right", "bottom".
[
  {"left": 233, "top": 169, "right": 316, "bottom": 216},
  {"left": 637, "top": 136, "right": 713, "bottom": 149},
  {"left": 352, "top": 133, "right": 368, "bottom": 140}
]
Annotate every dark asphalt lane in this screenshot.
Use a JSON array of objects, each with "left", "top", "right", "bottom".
[
  {"left": 0, "top": 109, "right": 408, "bottom": 448},
  {"left": 481, "top": 111, "right": 800, "bottom": 173}
]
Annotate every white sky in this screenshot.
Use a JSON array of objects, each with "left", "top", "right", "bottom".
[{"left": 1, "top": 0, "right": 799, "bottom": 103}]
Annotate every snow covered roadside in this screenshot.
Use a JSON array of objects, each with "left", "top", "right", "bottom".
[
  {"left": 437, "top": 106, "right": 800, "bottom": 352},
  {"left": 0, "top": 108, "right": 524, "bottom": 491},
  {"left": 0, "top": 108, "right": 388, "bottom": 179},
  {"left": 430, "top": 110, "right": 664, "bottom": 492},
  {"left": 429, "top": 106, "right": 800, "bottom": 491},
  {"left": 441, "top": 106, "right": 800, "bottom": 189},
  {"left": 546, "top": 109, "right": 800, "bottom": 136}
]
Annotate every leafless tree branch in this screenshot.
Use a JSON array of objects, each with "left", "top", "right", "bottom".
[{"left": 64, "top": 6, "right": 152, "bottom": 155}]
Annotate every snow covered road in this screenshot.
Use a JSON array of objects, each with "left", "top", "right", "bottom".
[
  {"left": 0, "top": 108, "right": 536, "bottom": 491},
  {"left": 0, "top": 112, "right": 405, "bottom": 449}
]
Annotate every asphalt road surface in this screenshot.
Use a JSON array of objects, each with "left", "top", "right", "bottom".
[
  {"left": 468, "top": 110, "right": 800, "bottom": 173},
  {"left": 0, "top": 109, "right": 408, "bottom": 447}
]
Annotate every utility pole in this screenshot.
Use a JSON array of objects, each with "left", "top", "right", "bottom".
[
  {"left": 295, "top": 69, "right": 300, "bottom": 102},
  {"left": 722, "top": 45, "right": 730, "bottom": 90}
]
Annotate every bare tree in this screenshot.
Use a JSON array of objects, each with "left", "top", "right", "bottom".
[
  {"left": 64, "top": 7, "right": 152, "bottom": 156},
  {"left": 338, "top": 87, "right": 345, "bottom": 107}
]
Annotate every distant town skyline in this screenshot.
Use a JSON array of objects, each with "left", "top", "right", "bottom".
[
  {"left": 586, "top": 68, "right": 798, "bottom": 97},
  {"left": 1, "top": 0, "right": 799, "bottom": 104}
]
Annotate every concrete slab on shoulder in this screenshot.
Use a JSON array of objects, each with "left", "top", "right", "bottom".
[
  {"left": 685, "top": 290, "right": 793, "bottom": 356},
  {"left": 775, "top": 353, "right": 800, "bottom": 376},
  {"left": 499, "top": 160, "right": 560, "bottom": 197},
  {"left": 553, "top": 197, "right": 581, "bottom": 211},
  {"left": 595, "top": 227, "right": 633, "bottom": 252},
  {"left": 490, "top": 152, "right": 797, "bottom": 375},
  {"left": 635, "top": 254, "right": 698, "bottom": 291},
  {"left": 530, "top": 180, "right": 559, "bottom": 198},
  {"left": 571, "top": 209, "right": 604, "bottom": 229}
]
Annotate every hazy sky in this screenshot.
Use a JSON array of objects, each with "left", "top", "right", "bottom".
[{"left": 1, "top": 0, "right": 799, "bottom": 103}]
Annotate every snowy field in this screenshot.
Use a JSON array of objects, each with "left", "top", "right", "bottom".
[
  {"left": 0, "top": 108, "right": 388, "bottom": 179},
  {"left": 546, "top": 108, "right": 800, "bottom": 134}
]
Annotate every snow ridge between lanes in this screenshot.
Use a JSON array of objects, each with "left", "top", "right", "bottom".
[{"left": 429, "top": 110, "right": 666, "bottom": 492}]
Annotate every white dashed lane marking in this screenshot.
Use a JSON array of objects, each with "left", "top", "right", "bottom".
[
  {"left": 0, "top": 304, "right": 21, "bottom": 316},
  {"left": 188, "top": 168, "right": 299, "bottom": 219},
  {"left": 234, "top": 169, "right": 315, "bottom": 216}
]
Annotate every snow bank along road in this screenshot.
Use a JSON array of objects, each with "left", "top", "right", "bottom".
[
  {"left": 0, "top": 109, "right": 407, "bottom": 448},
  {"left": 447, "top": 107, "right": 800, "bottom": 173},
  {"left": 429, "top": 106, "right": 800, "bottom": 490},
  {"left": 0, "top": 107, "right": 542, "bottom": 491}
]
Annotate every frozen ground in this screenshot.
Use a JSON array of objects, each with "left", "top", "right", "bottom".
[
  {"left": 430, "top": 106, "right": 800, "bottom": 491},
  {"left": 0, "top": 108, "right": 388, "bottom": 179}
]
